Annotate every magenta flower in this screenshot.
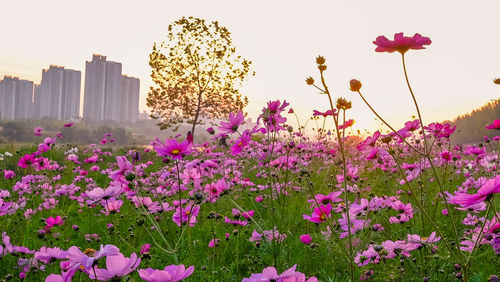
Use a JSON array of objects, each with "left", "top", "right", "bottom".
[
  {"left": 230, "top": 130, "right": 251, "bottom": 156},
  {"left": 138, "top": 264, "right": 194, "bottom": 282},
  {"left": 451, "top": 175, "right": 500, "bottom": 207},
  {"left": 45, "top": 216, "right": 64, "bottom": 231},
  {"left": 172, "top": 205, "right": 200, "bottom": 227},
  {"left": 300, "top": 234, "right": 312, "bottom": 245},
  {"left": 373, "top": 32, "right": 432, "bottom": 54},
  {"left": 219, "top": 111, "right": 245, "bottom": 134},
  {"left": 63, "top": 122, "right": 74, "bottom": 127},
  {"left": 140, "top": 244, "right": 151, "bottom": 254},
  {"left": 224, "top": 216, "right": 248, "bottom": 226},
  {"left": 88, "top": 253, "right": 141, "bottom": 281},
  {"left": 486, "top": 119, "right": 500, "bottom": 130},
  {"left": 3, "top": 170, "right": 15, "bottom": 179},
  {"left": 338, "top": 119, "right": 355, "bottom": 130},
  {"left": 303, "top": 203, "right": 332, "bottom": 223},
  {"left": 313, "top": 109, "right": 335, "bottom": 117},
  {"left": 18, "top": 154, "right": 35, "bottom": 169},
  {"left": 153, "top": 138, "right": 191, "bottom": 160},
  {"left": 34, "top": 127, "right": 43, "bottom": 136},
  {"left": 242, "top": 265, "right": 317, "bottom": 282}
]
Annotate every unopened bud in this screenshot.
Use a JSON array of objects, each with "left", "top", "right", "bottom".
[
  {"left": 305, "top": 77, "right": 314, "bottom": 85},
  {"left": 349, "top": 79, "right": 362, "bottom": 92},
  {"left": 316, "top": 56, "right": 326, "bottom": 65}
]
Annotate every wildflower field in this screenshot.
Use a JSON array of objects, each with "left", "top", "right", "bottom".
[{"left": 0, "top": 33, "right": 499, "bottom": 282}]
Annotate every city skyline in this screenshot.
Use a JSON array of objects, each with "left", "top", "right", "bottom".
[{"left": 0, "top": 54, "right": 140, "bottom": 122}]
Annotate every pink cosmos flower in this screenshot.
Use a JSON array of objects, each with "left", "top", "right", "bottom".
[
  {"left": 338, "top": 119, "right": 355, "bottom": 130},
  {"left": 64, "top": 244, "right": 120, "bottom": 278},
  {"left": 224, "top": 216, "right": 248, "bottom": 226},
  {"left": 103, "top": 199, "right": 123, "bottom": 214},
  {"left": 308, "top": 191, "right": 342, "bottom": 208},
  {"left": 34, "top": 247, "right": 67, "bottom": 264},
  {"left": 3, "top": 170, "right": 15, "bottom": 179},
  {"left": 407, "top": 232, "right": 441, "bottom": 244},
  {"left": 300, "top": 234, "right": 312, "bottom": 245},
  {"left": 242, "top": 265, "right": 318, "bottom": 282},
  {"left": 140, "top": 244, "right": 151, "bottom": 254},
  {"left": 219, "top": 111, "right": 245, "bottom": 134},
  {"left": 88, "top": 253, "right": 141, "bottom": 281},
  {"left": 34, "top": 127, "right": 43, "bottom": 136},
  {"left": 88, "top": 185, "right": 122, "bottom": 201},
  {"left": 208, "top": 238, "right": 220, "bottom": 248},
  {"left": 303, "top": 203, "right": 332, "bottom": 223},
  {"left": 451, "top": 175, "right": 500, "bottom": 207},
  {"left": 109, "top": 156, "right": 133, "bottom": 181},
  {"left": 138, "top": 264, "right": 194, "bottom": 282},
  {"left": 230, "top": 130, "right": 251, "bottom": 156},
  {"left": 45, "top": 274, "right": 64, "bottom": 282},
  {"left": 153, "top": 138, "right": 191, "bottom": 160},
  {"left": 0, "top": 200, "right": 13, "bottom": 216},
  {"left": 18, "top": 154, "right": 35, "bottom": 169},
  {"left": 313, "top": 109, "right": 335, "bottom": 118},
  {"left": 45, "top": 216, "right": 64, "bottom": 231},
  {"left": 172, "top": 205, "right": 200, "bottom": 227},
  {"left": 373, "top": 32, "right": 432, "bottom": 54},
  {"left": 486, "top": 119, "right": 500, "bottom": 130},
  {"left": 63, "top": 122, "right": 74, "bottom": 127},
  {"left": 354, "top": 245, "right": 380, "bottom": 266}
]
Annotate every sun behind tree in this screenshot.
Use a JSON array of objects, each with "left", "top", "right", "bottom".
[{"left": 147, "top": 16, "right": 254, "bottom": 138}]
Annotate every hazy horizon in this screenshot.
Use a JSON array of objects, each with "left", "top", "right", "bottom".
[{"left": 1, "top": 0, "right": 499, "bottom": 133}]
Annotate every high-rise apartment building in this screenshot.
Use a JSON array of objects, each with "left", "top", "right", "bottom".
[
  {"left": 0, "top": 76, "right": 33, "bottom": 120},
  {"left": 104, "top": 61, "right": 122, "bottom": 121},
  {"left": 83, "top": 54, "right": 140, "bottom": 123},
  {"left": 119, "top": 75, "right": 140, "bottom": 123},
  {"left": 83, "top": 55, "right": 108, "bottom": 121},
  {"left": 15, "top": 79, "right": 34, "bottom": 119},
  {"left": 33, "top": 65, "right": 81, "bottom": 120}
]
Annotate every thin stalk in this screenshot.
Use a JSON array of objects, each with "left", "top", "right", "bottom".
[
  {"left": 401, "top": 54, "right": 463, "bottom": 259},
  {"left": 318, "top": 69, "right": 355, "bottom": 281}
]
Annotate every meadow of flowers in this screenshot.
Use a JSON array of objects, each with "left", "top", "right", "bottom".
[{"left": 0, "top": 33, "right": 499, "bottom": 281}]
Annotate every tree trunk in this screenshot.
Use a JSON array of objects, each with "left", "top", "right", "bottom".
[{"left": 191, "top": 91, "right": 203, "bottom": 139}]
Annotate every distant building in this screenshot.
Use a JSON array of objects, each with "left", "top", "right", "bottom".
[
  {"left": 33, "top": 65, "right": 81, "bottom": 120},
  {"left": 83, "top": 54, "right": 140, "bottom": 123},
  {"left": 83, "top": 55, "right": 107, "bottom": 121},
  {"left": 0, "top": 76, "right": 33, "bottom": 120},
  {"left": 119, "top": 75, "right": 140, "bottom": 123}
]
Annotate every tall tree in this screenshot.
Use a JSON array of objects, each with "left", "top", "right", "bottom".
[{"left": 147, "top": 17, "right": 253, "bottom": 137}]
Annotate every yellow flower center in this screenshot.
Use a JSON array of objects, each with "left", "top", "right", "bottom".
[
  {"left": 185, "top": 210, "right": 190, "bottom": 215},
  {"left": 83, "top": 248, "right": 96, "bottom": 257},
  {"left": 171, "top": 149, "right": 180, "bottom": 155},
  {"left": 320, "top": 214, "right": 326, "bottom": 220}
]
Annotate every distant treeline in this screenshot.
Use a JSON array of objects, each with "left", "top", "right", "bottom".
[
  {"left": 450, "top": 99, "right": 499, "bottom": 145},
  {"left": 0, "top": 118, "right": 218, "bottom": 145}
]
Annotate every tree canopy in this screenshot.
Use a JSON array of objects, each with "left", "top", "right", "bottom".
[{"left": 147, "top": 17, "right": 253, "bottom": 137}]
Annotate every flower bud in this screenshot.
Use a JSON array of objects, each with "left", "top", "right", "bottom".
[
  {"left": 305, "top": 77, "right": 314, "bottom": 85},
  {"left": 132, "top": 151, "right": 140, "bottom": 161},
  {"left": 316, "top": 56, "right": 326, "bottom": 65},
  {"left": 350, "top": 79, "right": 362, "bottom": 92},
  {"left": 494, "top": 78, "right": 500, "bottom": 85}
]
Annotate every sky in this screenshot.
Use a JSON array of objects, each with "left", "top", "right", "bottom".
[{"left": 1, "top": 0, "right": 499, "bottom": 133}]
